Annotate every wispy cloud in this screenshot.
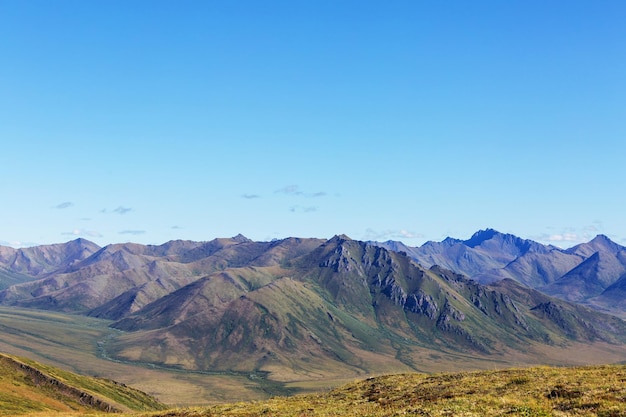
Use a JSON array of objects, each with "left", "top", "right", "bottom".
[
  {"left": 113, "top": 206, "right": 132, "bottom": 215},
  {"left": 531, "top": 223, "right": 606, "bottom": 247},
  {"left": 62, "top": 229, "right": 103, "bottom": 238},
  {"left": 242, "top": 193, "right": 261, "bottom": 199},
  {"left": 541, "top": 233, "right": 581, "bottom": 243},
  {"left": 55, "top": 201, "right": 73, "bottom": 209},
  {"left": 275, "top": 185, "right": 327, "bottom": 198},
  {"left": 289, "top": 205, "right": 318, "bottom": 213},
  {"left": 584, "top": 220, "right": 604, "bottom": 234},
  {"left": 364, "top": 228, "right": 424, "bottom": 241},
  {"left": 276, "top": 185, "right": 303, "bottom": 195},
  {"left": 119, "top": 230, "right": 146, "bottom": 235},
  {"left": 0, "top": 240, "right": 40, "bottom": 248},
  {"left": 100, "top": 206, "right": 133, "bottom": 215}
]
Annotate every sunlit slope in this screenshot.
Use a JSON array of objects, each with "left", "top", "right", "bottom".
[
  {"left": 0, "top": 353, "right": 165, "bottom": 416},
  {"left": 141, "top": 364, "right": 626, "bottom": 417}
]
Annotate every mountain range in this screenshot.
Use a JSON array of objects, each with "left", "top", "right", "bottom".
[
  {"left": 1, "top": 230, "right": 626, "bottom": 382},
  {"left": 372, "top": 229, "right": 626, "bottom": 318}
]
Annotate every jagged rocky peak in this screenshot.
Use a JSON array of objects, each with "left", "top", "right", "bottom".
[
  {"left": 441, "top": 236, "right": 462, "bottom": 245},
  {"left": 231, "top": 234, "right": 252, "bottom": 243},
  {"left": 464, "top": 228, "right": 546, "bottom": 257},
  {"left": 320, "top": 239, "right": 361, "bottom": 273},
  {"left": 464, "top": 228, "right": 500, "bottom": 247},
  {"left": 327, "top": 234, "right": 352, "bottom": 244}
]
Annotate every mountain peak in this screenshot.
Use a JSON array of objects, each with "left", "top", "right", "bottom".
[
  {"left": 567, "top": 234, "right": 625, "bottom": 257},
  {"left": 67, "top": 237, "right": 100, "bottom": 249},
  {"left": 441, "top": 236, "right": 462, "bottom": 245},
  {"left": 589, "top": 234, "right": 625, "bottom": 254},
  {"left": 328, "top": 234, "right": 352, "bottom": 242},
  {"left": 590, "top": 234, "right": 616, "bottom": 245},
  {"left": 464, "top": 228, "right": 501, "bottom": 248},
  {"left": 231, "top": 234, "right": 252, "bottom": 243}
]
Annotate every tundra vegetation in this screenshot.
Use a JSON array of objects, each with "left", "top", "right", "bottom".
[{"left": 2, "top": 356, "right": 625, "bottom": 417}]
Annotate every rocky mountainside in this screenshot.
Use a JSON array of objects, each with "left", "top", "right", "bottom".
[
  {"left": 1, "top": 234, "right": 626, "bottom": 381},
  {"left": 0, "top": 238, "right": 101, "bottom": 289},
  {"left": 372, "top": 229, "right": 626, "bottom": 317}
]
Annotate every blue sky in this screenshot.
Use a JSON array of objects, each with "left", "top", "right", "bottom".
[{"left": 1, "top": 1, "right": 625, "bottom": 248}]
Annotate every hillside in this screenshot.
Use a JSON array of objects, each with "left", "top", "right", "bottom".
[
  {"left": 0, "top": 352, "right": 164, "bottom": 416},
  {"left": 99, "top": 236, "right": 626, "bottom": 381},
  {"left": 140, "top": 364, "right": 626, "bottom": 417},
  {"left": 0, "top": 239, "right": 100, "bottom": 289},
  {"left": 2, "top": 234, "right": 626, "bottom": 388}
]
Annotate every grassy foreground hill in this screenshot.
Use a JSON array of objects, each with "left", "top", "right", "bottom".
[
  {"left": 1, "top": 351, "right": 625, "bottom": 416},
  {"left": 134, "top": 364, "right": 626, "bottom": 417},
  {"left": 0, "top": 353, "right": 165, "bottom": 416}
]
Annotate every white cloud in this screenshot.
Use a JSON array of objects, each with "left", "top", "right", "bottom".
[
  {"left": 0, "top": 240, "right": 40, "bottom": 248},
  {"left": 62, "top": 229, "right": 103, "bottom": 238},
  {"left": 532, "top": 222, "right": 612, "bottom": 247},
  {"left": 364, "top": 228, "right": 424, "bottom": 241},
  {"left": 545, "top": 233, "right": 580, "bottom": 242}
]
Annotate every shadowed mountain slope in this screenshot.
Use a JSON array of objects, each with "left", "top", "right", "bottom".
[
  {"left": 540, "top": 251, "right": 626, "bottom": 302},
  {"left": 585, "top": 271, "right": 626, "bottom": 317}
]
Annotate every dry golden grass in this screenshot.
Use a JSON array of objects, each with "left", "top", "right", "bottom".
[
  {"left": 131, "top": 364, "right": 626, "bottom": 417},
  {"left": 4, "top": 362, "right": 626, "bottom": 416}
]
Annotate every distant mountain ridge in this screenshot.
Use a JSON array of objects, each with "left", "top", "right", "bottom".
[
  {"left": 1, "top": 233, "right": 626, "bottom": 381},
  {"left": 371, "top": 229, "right": 626, "bottom": 317},
  {"left": 0, "top": 239, "right": 101, "bottom": 289}
]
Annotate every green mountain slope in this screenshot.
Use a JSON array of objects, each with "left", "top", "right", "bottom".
[{"left": 0, "top": 352, "right": 165, "bottom": 415}]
